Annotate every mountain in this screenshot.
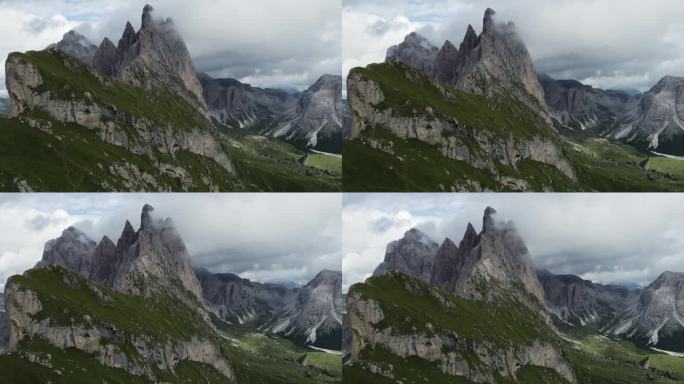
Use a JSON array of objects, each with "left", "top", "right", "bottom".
[
  {"left": 47, "top": 30, "right": 97, "bottom": 66},
  {"left": 541, "top": 74, "right": 684, "bottom": 156},
  {"left": 271, "top": 74, "right": 343, "bottom": 153},
  {"left": 197, "top": 268, "right": 343, "bottom": 350},
  {"left": 1, "top": 4, "right": 341, "bottom": 192},
  {"left": 346, "top": 208, "right": 575, "bottom": 383},
  {"left": 385, "top": 32, "right": 439, "bottom": 74},
  {"left": 199, "top": 73, "right": 298, "bottom": 129},
  {"left": 539, "top": 74, "right": 641, "bottom": 132},
  {"left": 1, "top": 204, "right": 234, "bottom": 381},
  {"left": 537, "top": 269, "right": 641, "bottom": 327},
  {"left": 346, "top": 207, "right": 684, "bottom": 383},
  {"left": 200, "top": 73, "right": 343, "bottom": 153},
  {"left": 345, "top": 9, "right": 578, "bottom": 192},
  {"left": 372, "top": 228, "right": 438, "bottom": 282},
  {"left": 606, "top": 271, "right": 684, "bottom": 351}
]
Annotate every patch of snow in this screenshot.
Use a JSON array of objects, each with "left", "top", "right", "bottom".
[
  {"left": 651, "top": 151, "right": 684, "bottom": 160},
  {"left": 650, "top": 347, "right": 684, "bottom": 357},
  {"left": 310, "top": 149, "right": 342, "bottom": 158},
  {"left": 309, "top": 346, "right": 342, "bottom": 355}
]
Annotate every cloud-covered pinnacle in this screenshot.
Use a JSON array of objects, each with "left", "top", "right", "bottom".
[
  {"left": 140, "top": 204, "right": 154, "bottom": 231},
  {"left": 483, "top": 207, "right": 497, "bottom": 231},
  {"left": 483, "top": 8, "right": 496, "bottom": 33}
]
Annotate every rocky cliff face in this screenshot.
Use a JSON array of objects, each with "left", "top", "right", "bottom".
[
  {"left": 611, "top": 76, "right": 684, "bottom": 155},
  {"left": 33, "top": 205, "right": 207, "bottom": 314},
  {"left": 539, "top": 74, "right": 640, "bottom": 132},
  {"left": 195, "top": 268, "right": 299, "bottom": 325},
  {"left": 606, "top": 271, "right": 684, "bottom": 350},
  {"left": 372, "top": 228, "right": 438, "bottom": 283},
  {"left": 271, "top": 74, "right": 343, "bottom": 152},
  {"left": 199, "top": 73, "right": 298, "bottom": 129},
  {"left": 385, "top": 32, "right": 439, "bottom": 75},
  {"left": 3, "top": 205, "right": 234, "bottom": 380},
  {"left": 47, "top": 30, "right": 97, "bottom": 66},
  {"left": 537, "top": 269, "right": 640, "bottom": 327},
  {"left": 431, "top": 207, "right": 548, "bottom": 316},
  {"left": 384, "top": 9, "right": 547, "bottom": 115},
  {"left": 35, "top": 227, "right": 97, "bottom": 278},
  {"left": 197, "top": 268, "right": 344, "bottom": 349},
  {"left": 347, "top": 272, "right": 576, "bottom": 383},
  {"left": 347, "top": 61, "right": 576, "bottom": 190},
  {"left": 201, "top": 73, "right": 343, "bottom": 153},
  {"left": 346, "top": 207, "right": 578, "bottom": 383},
  {"left": 5, "top": 47, "right": 233, "bottom": 175}
]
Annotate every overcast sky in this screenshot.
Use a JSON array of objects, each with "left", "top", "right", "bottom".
[
  {"left": 0, "top": 0, "right": 341, "bottom": 97},
  {"left": 343, "top": 193, "right": 684, "bottom": 292},
  {"left": 343, "top": 0, "right": 684, "bottom": 92},
  {"left": 0, "top": 193, "right": 341, "bottom": 288}
]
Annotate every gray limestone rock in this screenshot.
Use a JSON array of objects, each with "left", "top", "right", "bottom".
[
  {"left": 373, "top": 228, "right": 439, "bottom": 283},
  {"left": 385, "top": 32, "right": 439, "bottom": 75}
]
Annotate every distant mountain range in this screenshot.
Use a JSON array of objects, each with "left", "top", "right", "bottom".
[
  {"left": 345, "top": 7, "right": 684, "bottom": 192},
  {"left": 196, "top": 268, "right": 343, "bottom": 350},
  {"left": 346, "top": 207, "right": 684, "bottom": 383}
]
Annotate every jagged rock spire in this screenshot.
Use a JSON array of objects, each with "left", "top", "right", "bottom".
[
  {"left": 483, "top": 8, "right": 496, "bottom": 33},
  {"left": 140, "top": 204, "right": 154, "bottom": 230},
  {"left": 483, "top": 206, "right": 497, "bottom": 232},
  {"left": 142, "top": 4, "right": 155, "bottom": 30}
]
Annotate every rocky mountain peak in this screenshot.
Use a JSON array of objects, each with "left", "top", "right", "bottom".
[
  {"left": 142, "top": 4, "right": 155, "bottom": 29},
  {"left": 483, "top": 206, "right": 497, "bottom": 231},
  {"left": 36, "top": 226, "right": 97, "bottom": 278},
  {"left": 47, "top": 30, "right": 97, "bottom": 65},
  {"left": 119, "top": 21, "right": 137, "bottom": 49},
  {"left": 461, "top": 222, "right": 479, "bottom": 248},
  {"left": 140, "top": 203, "right": 154, "bottom": 230},
  {"left": 386, "top": 31, "right": 438, "bottom": 74},
  {"left": 483, "top": 8, "right": 496, "bottom": 33},
  {"left": 373, "top": 227, "right": 439, "bottom": 283}
]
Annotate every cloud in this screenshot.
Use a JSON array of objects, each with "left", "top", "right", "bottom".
[
  {"left": 0, "top": 194, "right": 341, "bottom": 287},
  {"left": 0, "top": 0, "right": 340, "bottom": 94},
  {"left": 343, "top": 194, "right": 684, "bottom": 291},
  {"left": 343, "top": 0, "right": 684, "bottom": 92}
]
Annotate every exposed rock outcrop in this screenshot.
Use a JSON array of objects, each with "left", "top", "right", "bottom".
[
  {"left": 5, "top": 50, "right": 233, "bottom": 173},
  {"left": 385, "top": 32, "right": 438, "bottom": 75},
  {"left": 430, "top": 207, "right": 548, "bottom": 316},
  {"left": 47, "top": 30, "right": 97, "bottom": 65},
  {"left": 197, "top": 268, "right": 344, "bottom": 349},
  {"left": 35, "top": 227, "right": 97, "bottom": 278},
  {"left": 347, "top": 60, "right": 576, "bottom": 188},
  {"left": 606, "top": 271, "right": 684, "bottom": 350},
  {"left": 200, "top": 73, "right": 343, "bottom": 153},
  {"left": 372, "top": 228, "right": 438, "bottom": 283},
  {"left": 537, "top": 269, "right": 640, "bottom": 327}
]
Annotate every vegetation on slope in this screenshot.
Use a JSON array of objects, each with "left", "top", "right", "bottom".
[{"left": 0, "top": 49, "right": 341, "bottom": 191}]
